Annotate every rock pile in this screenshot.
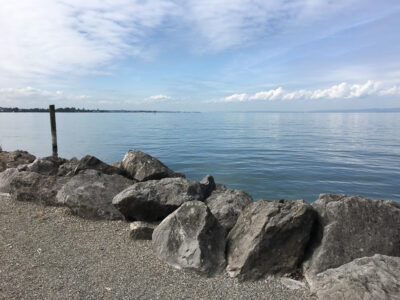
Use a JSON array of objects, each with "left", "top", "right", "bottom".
[{"left": 1, "top": 147, "right": 399, "bottom": 299}]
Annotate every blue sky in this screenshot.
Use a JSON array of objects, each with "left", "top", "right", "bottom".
[{"left": 0, "top": 0, "right": 400, "bottom": 111}]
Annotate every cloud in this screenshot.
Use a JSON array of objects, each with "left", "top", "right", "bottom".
[
  {"left": 145, "top": 94, "right": 172, "bottom": 102},
  {"left": 217, "top": 80, "right": 400, "bottom": 102}
]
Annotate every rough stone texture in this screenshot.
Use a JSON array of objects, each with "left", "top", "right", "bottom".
[
  {"left": 129, "top": 221, "right": 159, "bottom": 240},
  {"left": 56, "top": 169, "right": 133, "bottom": 220},
  {"left": 73, "top": 155, "right": 127, "bottom": 177},
  {"left": 0, "top": 150, "right": 36, "bottom": 172},
  {"left": 226, "top": 199, "right": 316, "bottom": 281},
  {"left": 205, "top": 184, "right": 253, "bottom": 233},
  {"left": 18, "top": 156, "right": 67, "bottom": 176},
  {"left": 0, "top": 168, "right": 19, "bottom": 193},
  {"left": 57, "top": 157, "right": 79, "bottom": 177},
  {"left": 121, "top": 150, "right": 184, "bottom": 182},
  {"left": 7, "top": 171, "right": 69, "bottom": 205},
  {"left": 112, "top": 176, "right": 215, "bottom": 222},
  {"left": 112, "top": 161, "right": 122, "bottom": 169},
  {"left": 152, "top": 201, "right": 226, "bottom": 276},
  {"left": 303, "top": 194, "right": 400, "bottom": 276},
  {"left": 307, "top": 254, "right": 400, "bottom": 300}
]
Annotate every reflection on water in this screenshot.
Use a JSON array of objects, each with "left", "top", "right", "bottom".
[{"left": 0, "top": 112, "right": 399, "bottom": 202}]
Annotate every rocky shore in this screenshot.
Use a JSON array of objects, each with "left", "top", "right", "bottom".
[{"left": 0, "top": 148, "right": 399, "bottom": 299}]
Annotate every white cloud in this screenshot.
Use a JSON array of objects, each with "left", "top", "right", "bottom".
[
  {"left": 217, "top": 80, "right": 400, "bottom": 102},
  {"left": 145, "top": 94, "right": 172, "bottom": 102}
]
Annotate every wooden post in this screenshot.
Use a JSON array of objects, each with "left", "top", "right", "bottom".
[{"left": 49, "top": 105, "right": 58, "bottom": 158}]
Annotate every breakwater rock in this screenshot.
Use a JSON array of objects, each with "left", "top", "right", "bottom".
[{"left": 0, "top": 147, "right": 399, "bottom": 299}]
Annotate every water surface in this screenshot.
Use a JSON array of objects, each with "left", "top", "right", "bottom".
[{"left": 1, "top": 112, "right": 399, "bottom": 202}]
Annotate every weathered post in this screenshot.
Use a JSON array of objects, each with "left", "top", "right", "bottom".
[{"left": 49, "top": 105, "right": 58, "bottom": 158}]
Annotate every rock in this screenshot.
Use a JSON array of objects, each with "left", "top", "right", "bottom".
[
  {"left": 0, "top": 150, "right": 36, "bottom": 172},
  {"left": 112, "top": 161, "right": 122, "bottom": 169},
  {"left": 226, "top": 199, "right": 316, "bottom": 281},
  {"left": 18, "top": 156, "right": 67, "bottom": 176},
  {"left": 0, "top": 168, "right": 19, "bottom": 193},
  {"left": 121, "top": 150, "right": 184, "bottom": 182},
  {"left": 307, "top": 254, "right": 400, "bottom": 300},
  {"left": 112, "top": 176, "right": 215, "bottom": 222},
  {"left": 129, "top": 221, "right": 159, "bottom": 240},
  {"left": 7, "top": 170, "right": 69, "bottom": 205},
  {"left": 199, "top": 174, "right": 216, "bottom": 198},
  {"left": 73, "top": 155, "right": 126, "bottom": 177},
  {"left": 205, "top": 184, "right": 253, "bottom": 233},
  {"left": 56, "top": 169, "right": 133, "bottom": 220},
  {"left": 152, "top": 201, "right": 226, "bottom": 276},
  {"left": 303, "top": 194, "right": 400, "bottom": 276},
  {"left": 57, "top": 157, "right": 79, "bottom": 176}
]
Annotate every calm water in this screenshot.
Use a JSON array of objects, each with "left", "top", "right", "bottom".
[{"left": 0, "top": 112, "right": 399, "bottom": 202}]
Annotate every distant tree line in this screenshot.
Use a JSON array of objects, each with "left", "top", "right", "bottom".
[{"left": 0, "top": 107, "right": 104, "bottom": 113}]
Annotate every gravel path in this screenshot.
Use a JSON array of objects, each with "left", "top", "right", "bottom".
[{"left": 0, "top": 194, "right": 315, "bottom": 300}]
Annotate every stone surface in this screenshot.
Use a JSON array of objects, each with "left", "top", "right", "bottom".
[
  {"left": 0, "top": 150, "right": 36, "bottom": 172},
  {"left": 56, "top": 169, "right": 133, "bottom": 220},
  {"left": 308, "top": 254, "right": 400, "bottom": 300},
  {"left": 129, "top": 221, "right": 159, "bottom": 240},
  {"left": 73, "top": 155, "right": 126, "bottom": 177},
  {"left": 152, "top": 201, "right": 226, "bottom": 276},
  {"left": 112, "top": 161, "right": 122, "bottom": 169},
  {"left": 205, "top": 184, "right": 253, "bottom": 233},
  {"left": 0, "top": 168, "right": 19, "bottom": 193},
  {"left": 121, "top": 150, "right": 184, "bottom": 182},
  {"left": 57, "top": 157, "right": 79, "bottom": 176},
  {"left": 303, "top": 194, "right": 400, "bottom": 276},
  {"left": 18, "top": 156, "right": 67, "bottom": 176},
  {"left": 7, "top": 170, "right": 69, "bottom": 205},
  {"left": 112, "top": 176, "right": 215, "bottom": 222},
  {"left": 226, "top": 199, "right": 316, "bottom": 281}
]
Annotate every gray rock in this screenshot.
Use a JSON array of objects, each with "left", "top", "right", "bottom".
[
  {"left": 56, "top": 169, "right": 133, "bottom": 220},
  {"left": 129, "top": 221, "right": 159, "bottom": 240},
  {"left": 205, "top": 184, "right": 253, "bottom": 233},
  {"left": 307, "top": 254, "right": 400, "bottom": 300},
  {"left": 112, "top": 176, "right": 215, "bottom": 222},
  {"left": 57, "top": 157, "right": 79, "bottom": 176},
  {"left": 112, "top": 161, "right": 122, "bottom": 169},
  {"left": 303, "top": 194, "right": 400, "bottom": 276},
  {"left": 74, "top": 155, "right": 126, "bottom": 177},
  {"left": 18, "top": 156, "right": 67, "bottom": 176},
  {"left": 152, "top": 201, "right": 226, "bottom": 276},
  {"left": 0, "top": 168, "right": 19, "bottom": 193},
  {"left": 121, "top": 150, "right": 184, "bottom": 182},
  {"left": 226, "top": 199, "right": 316, "bottom": 281},
  {"left": 0, "top": 150, "right": 36, "bottom": 172},
  {"left": 6, "top": 170, "right": 69, "bottom": 205}
]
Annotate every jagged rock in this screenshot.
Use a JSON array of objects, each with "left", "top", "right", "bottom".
[
  {"left": 112, "top": 176, "right": 216, "bottom": 222},
  {"left": 307, "top": 254, "right": 400, "bottom": 300},
  {"left": 73, "top": 155, "right": 126, "bottom": 177},
  {"left": 121, "top": 150, "right": 184, "bottom": 182},
  {"left": 7, "top": 170, "right": 69, "bottom": 205},
  {"left": 0, "top": 168, "right": 19, "bottom": 193},
  {"left": 0, "top": 150, "right": 36, "bottom": 172},
  {"left": 57, "top": 157, "right": 79, "bottom": 176},
  {"left": 303, "top": 194, "right": 400, "bottom": 277},
  {"left": 205, "top": 184, "right": 253, "bottom": 233},
  {"left": 152, "top": 201, "right": 226, "bottom": 276},
  {"left": 56, "top": 169, "right": 133, "bottom": 220},
  {"left": 226, "top": 199, "right": 316, "bottom": 281},
  {"left": 18, "top": 156, "right": 67, "bottom": 176},
  {"left": 129, "top": 221, "right": 159, "bottom": 240},
  {"left": 112, "top": 161, "right": 122, "bottom": 169},
  {"left": 199, "top": 174, "right": 216, "bottom": 199}
]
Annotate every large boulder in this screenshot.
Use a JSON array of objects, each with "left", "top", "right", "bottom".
[
  {"left": 6, "top": 170, "right": 69, "bottom": 205},
  {"left": 73, "top": 155, "right": 127, "bottom": 177},
  {"left": 57, "top": 157, "right": 79, "bottom": 177},
  {"left": 226, "top": 199, "right": 316, "bottom": 281},
  {"left": 0, "top": 168, "right": 19, "bottom": 193},
  {"left": 307, "top": 254, "right": 400, "bottom": 300},
  {"left": 205, "top": 184, "right": 253, "bottom": 233},
  {"left": 152, "top": 201, "right": 226, "bottom": 276},
  {"left": 56, "top": 169, "right": 133, "bottom": 220},
  {"left": 112, "top": 176, "right": 216, "bottom": 222},
  {"left": 121, "top": 150, "right": 184, "bottom": 182},
  {"left": 18, "top": 156, "right": 67, "bottom": 176},
  {"left": 303, "top": 194, "right": 400, "bottom": 277},
  {"left": 0, "top": 150, "right": 36, "bottom": 172}
]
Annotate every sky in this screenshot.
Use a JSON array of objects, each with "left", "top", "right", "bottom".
[{"left": 0, "top": 0, "right": 400, "bottom": 111}]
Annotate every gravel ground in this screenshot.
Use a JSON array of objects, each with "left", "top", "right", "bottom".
[{"left": 0, "top": 194, "right": 315, "bottom": 300}]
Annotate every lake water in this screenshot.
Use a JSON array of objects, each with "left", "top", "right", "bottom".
[{"left": 0, "top": 112, "right": 399, "bottom": 202}]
